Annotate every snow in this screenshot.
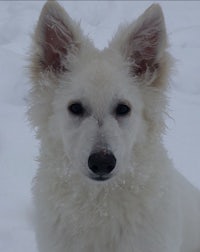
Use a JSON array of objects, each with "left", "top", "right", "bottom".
[{"left": 0, "top": 1, "right": 199, "bottom": 251}]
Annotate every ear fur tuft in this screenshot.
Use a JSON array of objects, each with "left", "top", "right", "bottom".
[
  {"left": 109, "top": 4, "right": 170, "bottom": 86},
  {"left": 31, "top": 1, "right": 80, "bottom": 74}
]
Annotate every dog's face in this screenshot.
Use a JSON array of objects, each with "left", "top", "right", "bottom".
[
  {"left": 29, "top": 1, "right": 170, "bottom": 182},
  {"left": 52, "top": 58, "right": 144, "bottom": 181}
]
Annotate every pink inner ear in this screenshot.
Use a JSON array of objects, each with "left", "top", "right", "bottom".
[
  {"left": 127, "top": 15, "right": 162, "bottom": 76},
  {"left": 132, "top": 31, "right": 160, "bottom": 75},
  {"left": 41, "top": 17, "right": 74, "bottom": 72}
]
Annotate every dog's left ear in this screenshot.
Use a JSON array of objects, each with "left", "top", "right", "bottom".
[
  {"left": 110, "top": 4, "right": 170, "bottom": 86},
  {"left": 31, "top": 1, "right": 81, "bottom": 75}
]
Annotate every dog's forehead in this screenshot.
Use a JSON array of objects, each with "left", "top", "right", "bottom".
[
  {"left": 58, "top": 56, "right": 142, "bottom": 112},
  {"left": 70, "top": 57, "right": 135, "bottom": 99}
]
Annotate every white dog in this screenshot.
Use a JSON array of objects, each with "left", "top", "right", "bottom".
[{"left": 28, "top": 1, "right": 200, "bottom": 251}]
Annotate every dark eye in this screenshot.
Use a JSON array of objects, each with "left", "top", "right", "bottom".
[
  {"left": 68, "top": 102, "right": 85, "bottom": 116},
  {"left": 115, "top": 103, "right": 131, "bottom": 116}
]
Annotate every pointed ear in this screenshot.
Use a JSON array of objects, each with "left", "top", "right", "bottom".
[
  {"left": 110, "top": 4, "right": 170, "bottom": 85},
  {"left": 31, "top": 1, "right": 80, "bottom": 75}
]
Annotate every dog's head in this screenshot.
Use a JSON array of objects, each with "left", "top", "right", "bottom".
[{"left": 29, "top": 1, "right": 171, "bottom": 182}]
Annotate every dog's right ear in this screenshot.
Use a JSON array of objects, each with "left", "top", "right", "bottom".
[
  {"left": 31, "top": 1, "right": 80, "bottom": 76},
  {"left": 109, "top": 4, "right": 170, "bottom": 87}
]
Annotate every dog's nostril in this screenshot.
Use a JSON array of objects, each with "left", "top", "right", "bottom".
[{"left": 88, "top": 151, "right": 116, "bottom": 176}]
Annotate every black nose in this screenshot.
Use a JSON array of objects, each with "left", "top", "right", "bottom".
[{"left": 88, "top": 151, "right": 116, "bottom": 178}]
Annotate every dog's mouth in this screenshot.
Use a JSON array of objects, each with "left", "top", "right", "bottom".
[{"left": 88, "top": 174, "right": 112, "bottom": 182}]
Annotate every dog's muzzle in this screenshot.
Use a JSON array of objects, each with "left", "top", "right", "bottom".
[{"left": 88, "top": 151, "right": 116, "bottom": 181}]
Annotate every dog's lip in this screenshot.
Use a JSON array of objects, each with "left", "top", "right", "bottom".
[{"left": 88, "top": 174, "right": 112, "bottom": 182}]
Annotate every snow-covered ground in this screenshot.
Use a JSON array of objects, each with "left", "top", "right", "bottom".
[{"left": 0, "top": 1, "right": 199, "bottom": 251}]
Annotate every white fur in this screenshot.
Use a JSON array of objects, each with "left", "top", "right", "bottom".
[{"left": 28, "top": 1, "right": 200, "bottom": 252}]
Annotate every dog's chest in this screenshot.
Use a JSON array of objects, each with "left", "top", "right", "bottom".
[{"left": 50, "top": 185, "right": 181, "bottom": 252}]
